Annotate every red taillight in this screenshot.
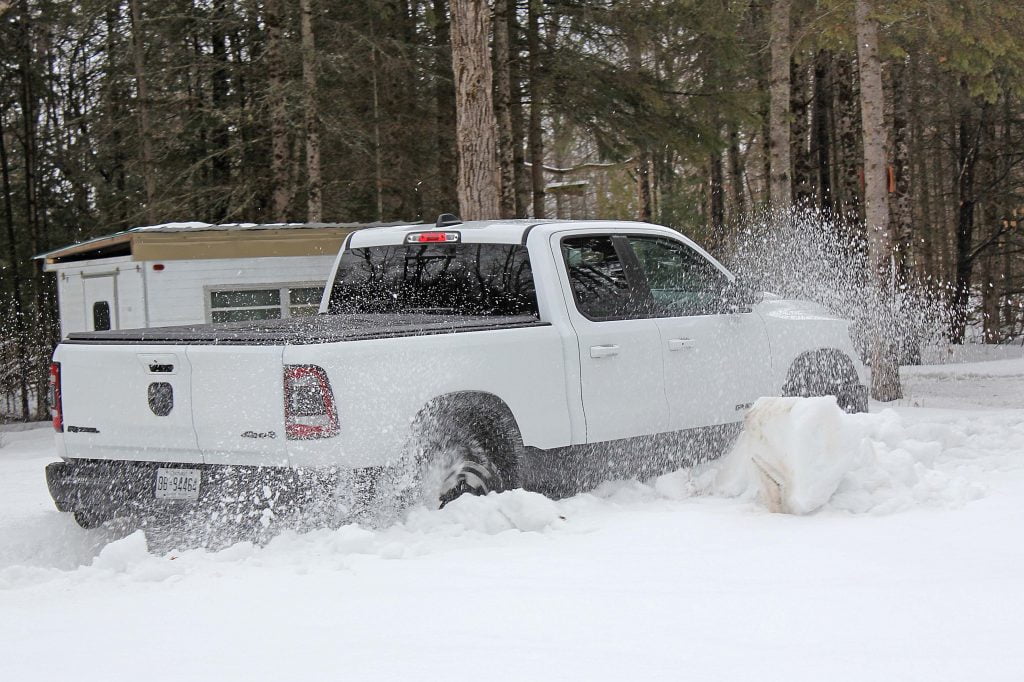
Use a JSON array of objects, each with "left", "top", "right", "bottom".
[
  {"left": 284, "top": 365, "right": 339, "bottom": 440},
  {"left": 49, "top": 362, "right": 63, "bottom": 432}
]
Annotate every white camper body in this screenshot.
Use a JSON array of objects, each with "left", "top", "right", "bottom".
[
  {"left": 38, "top": 222, "right": 399, "bottom": 337},
  {"left": 48, "top": 254, "right": 335, "bottom": 336}
]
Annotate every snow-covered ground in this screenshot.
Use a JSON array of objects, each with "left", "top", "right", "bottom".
[{"left": 1, "top": 358, "right": 1022, "bottom": 681}]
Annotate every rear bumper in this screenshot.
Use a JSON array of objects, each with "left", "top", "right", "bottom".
[{"left": 45, "top": 459, "right": 339, "bottom": 522}]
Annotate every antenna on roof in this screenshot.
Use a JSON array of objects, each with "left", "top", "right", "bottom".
[{"left": 435, "top": 213, "right": 462, "bottom": 228}]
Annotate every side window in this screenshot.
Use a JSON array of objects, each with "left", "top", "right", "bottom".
[
  {"left": 627, "top": 237, "right": 730, "bottom": 317},
  {"left": 561, "top": 236, "right": 644, "bottom": 320},
  {"left": 92, "top": 301, "right": 111, "bottom": 331}
]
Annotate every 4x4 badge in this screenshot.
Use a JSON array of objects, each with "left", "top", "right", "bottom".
[{"left": 241, "top": 430, "right": 276, "bottom": 439}]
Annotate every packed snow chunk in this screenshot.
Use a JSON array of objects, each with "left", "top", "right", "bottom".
[
  {"left": 716, "top": 396, "right": 862, "bottom": 514},
  {"left": 89, "top": 531, "right": 151, "bottom": 573},
  {"left": 403, "top": 489, "right": 564, "bottom": 535}
]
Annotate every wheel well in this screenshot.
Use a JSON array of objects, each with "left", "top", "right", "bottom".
[
  {"left": 783, "top": 349, "right": 860, "bottom": 397},
  {"left": 413, "top": 392, "right": 520, "bottom": 434},
  {"left": 411, "top": 392, "right": 524, "bottom": 477}
]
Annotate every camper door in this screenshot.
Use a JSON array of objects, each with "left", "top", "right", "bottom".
[{"left": 82, "top": 274, "right": 118, "bottom": 332}]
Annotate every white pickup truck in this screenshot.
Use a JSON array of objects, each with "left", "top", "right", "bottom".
[{"left": 46, "top": 218, "right": 867, "bottom": 530}]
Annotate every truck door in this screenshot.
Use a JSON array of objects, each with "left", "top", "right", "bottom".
[
  {"left": 553, "top": 233, "right": 669, "bottom": 443},
  {"left": 625, "top": 235, "right": 772, "bottom": 430},
  {"left": 82, "top": 274, "right": 118, "bottom": 331}
]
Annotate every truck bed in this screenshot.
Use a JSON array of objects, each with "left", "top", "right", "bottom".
[{"left": 63, "top": 313, "right": 548, "bottom": 346}]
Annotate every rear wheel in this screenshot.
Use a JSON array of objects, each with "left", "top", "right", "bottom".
[
  {"left": 417, "top": 430, "right": 507, "bottom": 508},
  {"left": 396, "top": 398, "right": 524, "bottom": 512}
]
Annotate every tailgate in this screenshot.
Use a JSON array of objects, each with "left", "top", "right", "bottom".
[
  {"left": 186, "top": 345, "right": 288, "bottom": 466},
  {"left": 56, "top": 344, "right": 201, "bottom": 463}
]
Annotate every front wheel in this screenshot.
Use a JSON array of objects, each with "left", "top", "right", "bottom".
[{"left": 783, "top": 350, "right": 868, "bottom": 413}]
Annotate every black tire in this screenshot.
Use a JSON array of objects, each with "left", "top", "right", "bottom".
[
  {"left": 73, "top": 509, "right": 107, "bottom": 529},
  {"left": 416, "top": 421, "right": 509, "bottom": 508},
  {"left": 404, "top": 398, "right": 523, "bottom": 510},
  {"left": 783, "top": 350, "right": 867, "bottom": 413}
]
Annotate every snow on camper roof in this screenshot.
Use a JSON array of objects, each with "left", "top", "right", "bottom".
[{"left": 37, "top": 220, "right": 414, "bottom": 265}]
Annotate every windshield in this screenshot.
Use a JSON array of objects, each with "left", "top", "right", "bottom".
[{"left": 327, "top": 242, "right": 539, "bottom": 318}]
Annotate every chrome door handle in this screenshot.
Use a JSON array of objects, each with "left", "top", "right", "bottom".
[
  {"left": 590, "top": 344, "right": 620, "bottom": 358},
  {"left": 667, "top": 338, "right": 696, "bottom": 351}
]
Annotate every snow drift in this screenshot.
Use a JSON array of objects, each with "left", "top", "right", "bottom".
[{"left": 707, "top": 396, "right": 1000, "bottom": 515}]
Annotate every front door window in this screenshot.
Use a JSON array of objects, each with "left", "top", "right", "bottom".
[{"left": 626, "top": 236, "right": 730, "bottom": 317}]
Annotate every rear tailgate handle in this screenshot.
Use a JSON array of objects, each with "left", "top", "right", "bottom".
[
  {"left": 668, "top": 338, "right": 696, "bottom": 351},
  {"left": 138, "top": 354, "right": 179, "bottom": 375},
  {"left": 590, "top": 344, "right": 620, "bottom": 358}
]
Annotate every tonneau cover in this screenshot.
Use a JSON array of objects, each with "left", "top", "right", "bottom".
[{"left": 64, "top": 313, "right": 548, "bottom": 346}]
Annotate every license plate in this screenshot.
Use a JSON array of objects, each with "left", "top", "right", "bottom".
[{"left": 155, "top": 468, "right": 201, "bottom": 501}]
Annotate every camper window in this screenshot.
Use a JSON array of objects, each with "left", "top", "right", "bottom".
[
  {"left": 92, "top": 301, "right": 111, "bottom": 331},
  {"left": 209, "top": 284, "right": 325, "bottom": 323}
]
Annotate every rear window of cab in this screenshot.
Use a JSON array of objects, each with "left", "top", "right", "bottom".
[{"left": 328, "top": 243, "right": 538, "bottom": 318}]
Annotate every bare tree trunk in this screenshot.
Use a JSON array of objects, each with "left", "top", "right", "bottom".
[
  {"left": 727, "top": 122, "right": 745, "bottom": 220},
  {"left": 856, "top": 0, "right": 901, "bottom": 401},
  {"left": 450, "top": 0, "right": 501, "bottom": 220},
  {"left": 890, "top": 56, "right": 912, "bottom": 281},
  {"left": 209, "top": 0, "right": 231, "bottom": 221},
  {"left": 371, "top": 43, "right": 384, "bottom": 222},
  {"left": 911, "top": 59, "right": 934, "bottom": 278},
  {"left": 951, "top": 93, "right": 985, "bottom": 344},
  {"left": 811, "top": 50, "right": 833, "bottom": 213},
  {"left": 492, "top": 0, "right": 516, "bottom": 218},
  {"left": 432, "top": 0, "right": 458, "bottom": 215},
  {"left": 981, "top": 200, "right": 999, "bottom": 343},
  {"left": 526, "top": 0, "right": 545, "bottom": 218},
  {"left": 507, "top": 0, "right": 528, "bottom": 217},
  {"left": 637, "top": 150, "right": 652, "bottom": 222},
  {"left": 835, "top": 54, "right": 861, "bottom": 228},
  {"left": 709, "top": 148, "right": 725, "bottom": 244},
  {"left": 299, "top": 0, "right": 321, "bottom": 222},
  {"left": 769, "top": 0, "right": 792, "bottom": 206},
  {"left": 0, "top": 106, "right": 29, "bottom": 421},
  {"left": 127, "top": 0, "right": 156, "bottom": 223},
  {"left": 265, "top": 0, "right": 291, "bottom": 221},
  {"left": 998, "top": 97, "right": 1015, "bottom": 337},
  {"left": 791, "top": 55, "right": 814, "bottom": 205}
]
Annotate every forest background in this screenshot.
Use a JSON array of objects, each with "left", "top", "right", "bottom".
[{"left": 1, "top": 0, "right": 1023, "bottom": 419}]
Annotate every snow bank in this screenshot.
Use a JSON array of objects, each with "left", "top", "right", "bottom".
[
  {"left": 0, "top": 488, "right": 566, "bottom": 588},
  {"left": 705, "top": 396, "right": 1013, "bottom": 515}
]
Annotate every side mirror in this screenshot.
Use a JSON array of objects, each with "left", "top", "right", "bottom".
[{"left": 721, "top": 276, "right": 762, "bottom": 313}]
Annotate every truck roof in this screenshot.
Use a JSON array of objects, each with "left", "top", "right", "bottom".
[{"left": 347, "top": 219, "right": 684, "bottom": 248}]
